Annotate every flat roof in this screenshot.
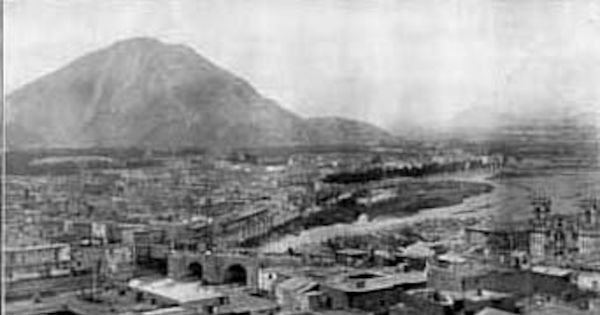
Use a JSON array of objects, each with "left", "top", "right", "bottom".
[
  {"left": 142, "top": 306, "right": 196, "bottom": 315},
  {"left": 438, "top": 253, "right": 467, "bottom": 264},
  {"left": 278, "top": 277, "right": 319, "bottom": 294},
  {"left": 404, "top": 288, "right": 453, "bottom": 305},
  {"left": 531, "top": 266, "right": 573, "bottom": 277},
  {"left": 335, "top": 249, "right": 370, "bottom": 256},
  {"left": 325, "top": 272, "right": 426, "bottom": 293},
  {"left": 4, "top": 242, "right": 70, "bottom": 252},
  {"left": 216, "top": 293, "right": 278, "bottom": 314},
  {"left": 443, "top": 289, "right": 512, "bottom": 302},
  {"left": 476, "top": 307, "right": 517, "bottom": 315},
  {"left": 129, "top": 278, "right": 225, "bottom": 304}
]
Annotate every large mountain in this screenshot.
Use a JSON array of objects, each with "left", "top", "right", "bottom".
[{"left": 7, "top": 37, "right": 394, "bottom": 150}]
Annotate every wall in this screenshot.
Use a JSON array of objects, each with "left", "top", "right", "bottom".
[
  {"left": 396, "top": 292, "right": 452, "bottom": 315},
  {"left": 578, "top": 230, "right": 600, "bottom": 256}
]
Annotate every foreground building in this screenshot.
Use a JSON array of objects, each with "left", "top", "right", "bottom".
[
  {"left": 321, "top": 271, "right": 426, "bottom": 314},
  {"left": 465, "top": 196, "right": 600, "bottom": 262},
  {"left": 4, "top": 241, "right": 71, "bottom": 282},
  {"left": 577, "top": 199, "right": 600, "bottom": 256}
]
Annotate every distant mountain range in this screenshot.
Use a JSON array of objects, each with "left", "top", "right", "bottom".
[
  {"left": 6, "top": 38, "right": 396, "bottom": 150},
  {"left": 400, "top": 103, "right": 599, "bottom": 148},
  {"left": 448, "top": 104, "right": 600, "bottom": 144}
]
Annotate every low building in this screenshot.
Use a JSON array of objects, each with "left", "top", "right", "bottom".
[
  {"left": 526, "top": 303, "right": 596, "bottom": 315},
  {"left": 530, "top": 265, "right": 575, "bottom": 295},
  {"left": 577, "top": 228, "right": 600, "bottom": 257},
  {"left": 4, "top": 242, "right": 71, "bottom": 282},
  {"left": 395, "top": 289, "right": 454, "bottom": 315},
  {"left": 105, "top": 244, "right": 135, "bottom": 278},
  {"left": 64, "top": 220, "right": 118, "bottom": 244},
  {"left": 275, "top": 277, "right": 321, "bottom": 312},
  {"left": 426, "top": 253, "right": 490, "bottom": 291},
  {"left": 576, "top": 271, "right": 600, "bottom": 292},
  {"left": 128, "top": 278, "right": 279, "bottom": 315},
  {"left": 444, "top": 289, "right": 518, "bottom": 314},
  {"left": 334, "top": 249, "right": 371, "bottom": 267},
  {"left": 39, "top": 218, "right": 67, "bottom": 239},
  {"left": 577, "top": 199, "right": 600, "bottom": 257},
  {"left": 396, "top": 242, "right": 436, "bottom": 271},
  {"left": 465, "top": 221, "right": 530, "bottom": 254},
  {"left": 396, "top": 288, "right": 518, "bottom": 315},
  {"left": 258, "top": 267, "right": 283, "bottom": 296},
  {"left": 321, "top": 271, "right": 426, "bottom": 314}
]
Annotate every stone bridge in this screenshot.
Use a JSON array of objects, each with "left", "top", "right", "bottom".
[{"left": 167, "top": 251, "right": 259, "bottom": 289}]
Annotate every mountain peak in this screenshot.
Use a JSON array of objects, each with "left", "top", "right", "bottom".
[
  {"left": 108, "top": 37, "right": 195, "bottom": 57},
  {"left": 113, "top": 36, "right": 163, "bottom": 47},
  {"left": 7, "top": 37, "right": 395, "bottom": 149}
]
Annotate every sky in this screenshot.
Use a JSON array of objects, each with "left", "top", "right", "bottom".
[{"left": 5, "top": 0, "right": 600, "bottom": 132}]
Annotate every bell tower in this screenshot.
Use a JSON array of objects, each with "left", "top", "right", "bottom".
[{"left": 532, "top": 193, "right": 552, "bottom": 223}]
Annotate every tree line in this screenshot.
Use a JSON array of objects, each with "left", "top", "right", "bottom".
[{"left": 323, "top": 159, "right": 499, "bottom": 184}]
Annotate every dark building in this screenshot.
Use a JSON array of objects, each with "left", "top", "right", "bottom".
[{"left": 321, "top": 271, "right": 426, "bottom": 314}]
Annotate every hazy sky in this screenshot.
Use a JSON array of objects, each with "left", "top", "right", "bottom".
[{"left": 5, "top": 0, "right": 600, "bottom": 131}]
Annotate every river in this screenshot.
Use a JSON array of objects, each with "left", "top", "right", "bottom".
[{"left": 259, "top": 168, "right": 600, "bottom": 253}]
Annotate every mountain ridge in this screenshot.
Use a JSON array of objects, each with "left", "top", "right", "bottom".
[{"left": 7, "top": 37, "right": 395, "bottom": 150}]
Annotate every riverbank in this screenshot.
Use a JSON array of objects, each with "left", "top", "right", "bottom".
[
  {"left": 305, "top": 180, "right": 493, "bottom": 227},
  {"left": 259, "top": 167, "right": 600, "bottom": 253},
  {"left": 254, "top": 176, "right": 496, "bottom": 251}
]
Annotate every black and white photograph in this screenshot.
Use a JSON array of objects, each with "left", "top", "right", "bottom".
[{"left": 3, "top": 0, "right": 600, "bottom": 314}]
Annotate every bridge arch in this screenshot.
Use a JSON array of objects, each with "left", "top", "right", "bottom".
[
  {"left": 188, "top": 262, "right": 204, "bottom": 280},
  {"left": 223, "top": 264, "right": 247, "bottom": 285}
]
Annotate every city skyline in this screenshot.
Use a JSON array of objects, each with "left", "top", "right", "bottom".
[{"left": 4, "top": 1, "right": 600, "bottom": 314}]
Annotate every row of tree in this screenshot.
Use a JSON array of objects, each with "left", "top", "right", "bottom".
[{"left": 323, "top": 159, "right": 499, "bottom": 184}]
